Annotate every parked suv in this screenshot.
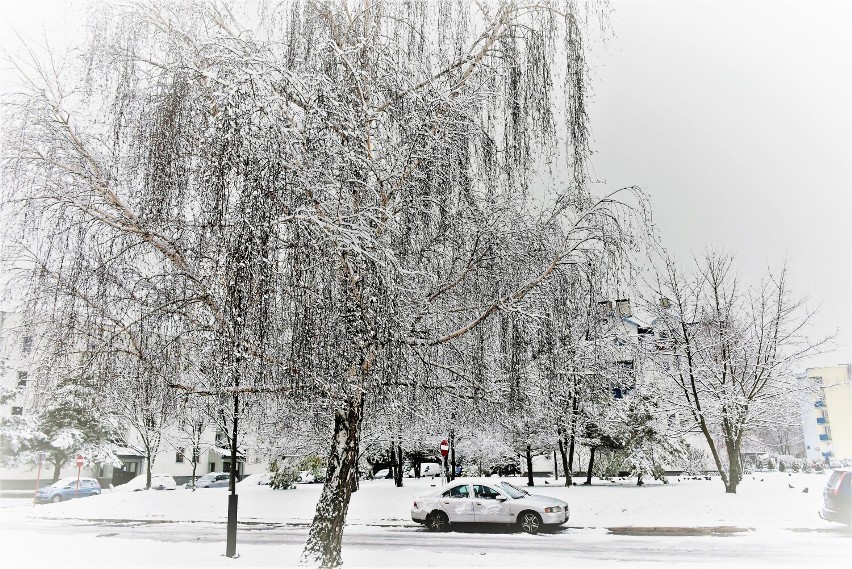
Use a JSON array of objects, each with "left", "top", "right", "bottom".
[
  {"left": 820, "top": 467, "right": 851, "bottom": 524},
  {"left": 35, "top": 477, "right": 102, "bottom": 503}
]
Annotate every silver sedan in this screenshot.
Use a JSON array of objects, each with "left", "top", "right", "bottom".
[{"left": 411, "top": 477, "right": 569, "bottom": 534}]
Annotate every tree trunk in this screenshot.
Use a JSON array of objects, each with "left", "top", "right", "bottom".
[
  {"left": 413, "top": 459, "right": 421, "bottom": 479},
  {"left": 191, "top": 461, "right": 197, "bottom": 491},
  {"left": 567, "top": 432, "right": 577, "bottom": 486},
  {"left": 301, "top": 395, "right": 364, "bottom": 568},
  {"left": 636, "top": 473, "right": 643, "bottom": 486},
  {"left": 558, "top": 437, "right": 570, "bottom": 487},
  {"left": 553, "top": 449, "right": 558, "bottom": 480},
  {"left": 145, "top": 453, "right": 152, "bottom": 490},
  {"left": 388, "top": 443, "right": 396, "bottom": 480},
  {"left": 395, "top": 443, "right": 404, "bottom": 487},
  {"left": 584, "top": 447, "right": 596, "bottom": 485},
  {"left": 724, "top": 438, "right": 741, "bottom": 494},
  {"left": 52, "top": 460, "right": 62, "bottom": 482},
  {"left": 526, "top": 445, "right": 534, "bottom": 486}
]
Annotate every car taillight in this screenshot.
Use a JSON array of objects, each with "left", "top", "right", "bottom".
[{"left": 834, "top": 473, "right": 845, "bottom": 496}]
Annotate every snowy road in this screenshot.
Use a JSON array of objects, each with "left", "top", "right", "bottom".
[{"left": 3, "top": 513, "right": 848, "bottom": 566}]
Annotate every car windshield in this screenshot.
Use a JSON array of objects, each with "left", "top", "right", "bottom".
[
  {"left": 49, "top": 479, "right": 75, "bottom": 488},
  {"left": 500, "top": 482, "right": 528, "bottom": 499},
  {"left": 198, "top": 474, "right": 216, "bottom": 481}
]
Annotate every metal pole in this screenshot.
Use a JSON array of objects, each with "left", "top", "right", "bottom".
[
  {"left": 449, "top": 428, "right": 456, "bottom": 481},
  {"left": 226, "top": 389, "right": 239, "bottom": 558},
  {"left": 76, "top": 464, "right": 81, "bottom": 496},
  {"left": 32, "top": 462, "right": 43, "bottom": 507}
]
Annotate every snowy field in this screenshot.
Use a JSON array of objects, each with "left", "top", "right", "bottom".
[{"left": 0, "top": 471, "right": 848, "bottom": 568}]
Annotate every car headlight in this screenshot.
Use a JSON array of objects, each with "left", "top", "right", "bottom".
[{"left": 544, "top": 506, "right": 563, "bottom": 513}]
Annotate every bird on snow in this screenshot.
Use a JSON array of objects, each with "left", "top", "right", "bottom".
[
  {"left": 801, "top": 488, "right": 809, "bottom": 493},
  {"left": 788, "top": 484, "right": 795, "bottom": 489},
  {"left": 544, "top": 480, "right": 550, "bottom": 484},
  {"left": 761, "top": 479, "right": 764, "bottom": 482}
]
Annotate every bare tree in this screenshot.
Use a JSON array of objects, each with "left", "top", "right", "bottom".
[{"left": 646, "top": 250, "right": 828, "bottom": 493}]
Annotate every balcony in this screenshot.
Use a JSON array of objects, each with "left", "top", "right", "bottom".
[
  {"left": 816, "top": 417, "right": 828, "bottom": 425},
  {"left": 819, "top": 434, "right": 831, "bottom": 441}
]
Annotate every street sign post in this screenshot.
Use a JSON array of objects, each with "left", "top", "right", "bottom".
[
  {"left": 32, "top": 451, "right": 47, "bottom": 507},
  {"left": 440, "top": 440, "right": 449, "bottom": 485},
  {"left": 75, "top": 455, "right": 84, "bottom": 496}
]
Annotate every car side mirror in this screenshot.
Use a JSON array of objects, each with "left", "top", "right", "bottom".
[{"left": 496, "top": 495, "right": 507, "bottom": 502}]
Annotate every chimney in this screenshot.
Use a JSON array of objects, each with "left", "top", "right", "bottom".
[{"left": 615, "top": 298, "right": 632, "bottom": 317}]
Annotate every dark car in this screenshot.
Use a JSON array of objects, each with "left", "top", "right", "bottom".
[{"left": 820, "top": 467, "right": 851, "bottom": 524}]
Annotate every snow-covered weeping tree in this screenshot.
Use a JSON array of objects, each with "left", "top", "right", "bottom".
[{"left": 1, "top": 1, "right": 650, "bottom": 566}]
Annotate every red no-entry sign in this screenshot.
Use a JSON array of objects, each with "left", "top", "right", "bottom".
[
  {"left": 440, "top": 440, "right": 449, "bottom": 457},
  {"left": 76, "top": 455, "right": 84, "bottom": 467}
]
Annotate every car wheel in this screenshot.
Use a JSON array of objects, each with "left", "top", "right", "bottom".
[
  {"left": 425, "top": 511, "right": 449, "bottom": 532},
  {"left": 51, "top": 495, "right": 62, "bottom": 503},
  {"left": 519, "top": 511, "right": 542, "bottom": 535}
]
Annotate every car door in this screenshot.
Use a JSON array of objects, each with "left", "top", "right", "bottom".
[
  {"left": 61, "top": 481, "right": 77, "bottom": 500},
  {"left": 78, "top": 480, "right": 93, "bottom": 497},
  {"left": 438, "top": 483, "right": 475, "bottom": 522},
  {"left": 472, "top": 484, "right": 513, "bottom": 523}
]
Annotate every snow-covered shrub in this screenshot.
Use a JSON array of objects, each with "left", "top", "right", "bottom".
[
  {"left": 594, "top": 449, "right": 624, "bottom": 479},
  {"left": 778, "top": 460, "right": 786, "bottom": 472},
  {"left": 681, "top": 445, "right": 708, "bottom": 476},
  {"left": 766, "top": 457, "right": 777, "bottom": 470},
  {"left": 267, "top": 458, "right": 298, "bottom": 490},
  {"left": 299, "top": 455, "right": 326, "bottom": 482}
]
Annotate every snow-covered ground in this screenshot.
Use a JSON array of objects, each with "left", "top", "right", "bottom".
[
  {"left": 7, "top": 471, "right": 840, "bottom": 528},
  {"left": 0, "top": 471, "right": 848, "bottom": 568}
]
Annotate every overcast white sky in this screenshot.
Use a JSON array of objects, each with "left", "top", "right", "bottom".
[
  {"left": 1, "top": 0, "right": 850, "bottom": 369},
  {"left": 586, "top": 0, "right": 851, "bottom": 369}
]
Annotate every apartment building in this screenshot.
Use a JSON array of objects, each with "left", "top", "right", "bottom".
[
  {"left": 1, "top": 309, "right": 267, "bottom": 490},
  {"left": 799, "top": 365, "right": 852, "bottom": 464}
]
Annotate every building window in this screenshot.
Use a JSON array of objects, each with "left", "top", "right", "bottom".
[
  {"left": 11, "top": 406, "right": 23, "bottom": 416},
  {"left": 21, "top": 336, "right": 33, "bottom": 354},
  {"left": 209, "top": 462, "right": 216, "bottom": 473},
  {"left": 176, "top": 449, "right": 185, "bottom": 463},
  {"left": 17, "top": 371, "right": 28, "bottom": 387}
]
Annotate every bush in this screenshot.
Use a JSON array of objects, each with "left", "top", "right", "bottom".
[
  {"left": 268, "top": 458, "right": 299, "bottom": 490},
  {"left": 778, "top": 460, "right": 786, "bottom": 472},
  {"left": 766, "top": 457, "right": 777, "bottom": 470},
  {"left": 791, "top": 460, "right": 801, "bottom": 473},
  {"left": 814, "top": 462, "right": 825, "bottom": 473},
  {"left": 298, "top": 455, "right": 327, "bottom": 481}
]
